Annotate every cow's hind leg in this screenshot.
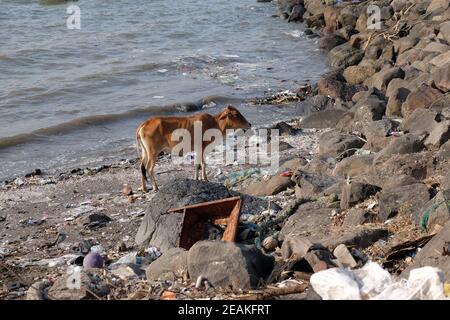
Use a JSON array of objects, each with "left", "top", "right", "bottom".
[
  {"left": 146, "top": 156, "right": 158, "bottom": 191},
  {"left": 140, "top": 159, "right": 148, "bottom": 193}
]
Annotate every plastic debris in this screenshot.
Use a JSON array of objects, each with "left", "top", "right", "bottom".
[{"left": 311, "top": 262, "right": 448, "bottom": 300}]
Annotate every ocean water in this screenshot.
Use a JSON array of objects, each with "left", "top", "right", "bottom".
[{"left": 0, "top": 0, "right": 327, "bottom": 180}]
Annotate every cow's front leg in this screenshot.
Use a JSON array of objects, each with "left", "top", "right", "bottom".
[
  {"left": 194, "top": 164, "right": 201, "bottom": 180},
  {"left": 201, "top": 160, "right": 208, "bottom": 181}
]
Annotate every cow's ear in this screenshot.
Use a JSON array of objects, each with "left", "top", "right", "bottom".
[{"left": 219, "top": 112, "right": 228, "bottom": 120}]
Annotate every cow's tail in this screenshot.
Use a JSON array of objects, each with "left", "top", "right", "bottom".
[{"left": 136, "top": 126, "right": 148, "bottom": 182}]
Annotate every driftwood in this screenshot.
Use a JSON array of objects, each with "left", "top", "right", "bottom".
[{"left": 231, "top": 283, "right": 308, "bottom": 300}]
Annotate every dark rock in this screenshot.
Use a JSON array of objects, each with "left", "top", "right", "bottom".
[
  {"left": 373, "top": 133, "right": 425, "bottom": 165},
  {"left": 135, "top": 179, "right": 279, "bottom": 250},
  {"left": 440, "top": 20, "right": 450, "bottom": 43},
  {"left": 305, "top": 13, "right": 325, "bottom": 29},
  {"left": 332, "top": 154, "right": 375, "bottom": 177},
  {"left": 386, "top": 87, "right": 411, "bottom": 117},
  {"left": 327, "top": 44, "right": 364, "bottom": 70},
  {"left": 366, "top": 66, "right": 405, "bottom": 91},
  {"left": 402, "top": 84, "right": 444, "bottom": 117},
  {"left": 269, "top": 121, "right": 298, "bottom": 136},
  {"left": 363, "top": 119, "right": 397, "bottom": 152},
  {"left": 424, "top": 120, "right": 450, "bottom": 149},
  {"left": 287, "top": 4, "right": 306, "bottom": 22},
  {"left": 291, "top": 170, "right": 341, "bottom": 198},
  {"left": 308, "top": 94, "right": 335, "bottom": 111},
  {"left": 302, "top": 157, "right": 336, "bottom": 176},
  {"left": 340, "top": 182, "right": 381, "bottom": 210},
  {"left": 426, "top": 0, "right": 450, "bottom": 14},
  {"left": 402, "top": 220, "right": 450, "bottom": 281},
  {"left": 419, "top": 190, "right": 450, "bottom": 231},
  {"left": 145, "top": 248, "right": 188, "bottom": 282},
  {"left": 281, "top": 236, "right": 313, "bottom": 260},
  {"left": 337, "top": 26, "right": 356, "bottom": 41},
  {"left": 343, "top": 208, "right": 375, "bottom": 226},
  {"left": 299, "top": 109, "right": 347, "bottom": 129},
  {"left": 322, "top": 227, "right": 389, "bottom": 250},
  {"left": 76, "top": 213, "right": 111, "bottom": 229},
  {"left": 343, "top": 65, "right": 376, "bottom": 85},
  {"left": 393, "top": 36, "right": 420, "bottom": 55},
  {"left": 391, "top": 0, "right": 411, "bottom": 12},
  {"left": 338, "top": 5, "right": 364, "bottom": 28},
  {"left": 319, "top": 34, "right": 347, "bottom": 51},
  {"left": 280, "top": 157, "right": 308, "bottom": 171},
  {"left": 245, "top": 175, "right": 295, "bottom": 196},
  {"left": 401, "top": 108, "right": 441, "bottom": 135},
  {"left": 187, "top": 241, "right": 274, "bottom": 290},
  {"left": 319, "top": 130, "right": 365, "bottom": 158},
  {"left": 370, "top": 152, "right": 435, "bottom": 188},
  {"left": 351, "top": 95, "right": 387, "bottom": 134},
  {"left": 279, "top": 202, "right": 333, "bottom": 242},
  {"left": 377, "top": 183, "right": 430, "bottom": 222},
  {"left": 432, "top": 64, "right": 450, "bottom": 93}
]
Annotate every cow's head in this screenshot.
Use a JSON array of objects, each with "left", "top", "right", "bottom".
[{"left": 217, "top": 106, "right": 251, "bottom": 132}]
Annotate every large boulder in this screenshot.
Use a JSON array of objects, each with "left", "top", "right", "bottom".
[
  {"left": 401, "top": 108, "right": 441, "bottom": 135},
  {"left": 319, "top": 34, "right": 347, "bottom": 51},
  {"left": 187, "top": 241, "right": 274, "bottom": 290},
  {"left": 373, "top": 133, "right": 425, "bottom": 164},
  {"left": 135, "top": 179, "right": 279, "bottom": 250},
  {"left": 402, "top": 84, "right": 443, "bottom": 117},
  {"left": 245, "top": 175, "right": 295, "bottom": 196},
  {"left": 386, "top": 87, "right": 411, "bottom": 117},
  {"left": 279, "top": 202, "right": 333, "bottom": 242},
  {"left": 402, "top": 220, "right": 450, "bottom": 281},
  {"left": 340, "top": 182, "right": 381, "bottom": 210},
  {"left": 432, "top": 64, "right": 450, "bottom": 92},
  {"left": 291, "top": 170, "right": 341, "bottom": 198},
  {"left": 426, "top": 0, "right": 450, "bottom": 14},
  {"left": 332, "top": 154, "right": 375, "bottom": 177},
  {"left": 365, "top": 66, "right": 405, "bottom": 91},
  {"left": 424, "top": 120, "right": 450, "bottom": 149},
  {"left": 377, "top": 183, "right": 430, "bottom": 222},
  {"left": 439, "top": 20, "right": 450, "bottom": 43},
  {"left": 322, "top": 227, "right": 389, "bottom": 250},
  {"left": 319, "top": 130, "right": 365, "bottom": 158},
  {"left": 343, "top": 65, "right": 376, "bottom": 85},
  {"left": 299, "top": 109, "right": 347, "bottom": 129},
  {"left": 145, "top": 248, "right": 188, "bottom": 282},
  {"left": 327, "top": 44, "right": 364, "bottom": 70}
]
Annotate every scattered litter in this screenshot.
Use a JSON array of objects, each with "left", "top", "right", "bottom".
[
  {"left": 63, "top": 205, "right": 97, "bottom": 221},
  {"left": 111, "top": 246, "right": 161, "bottom": 268},
  {"left": 20, "top": 216, "right": 47, "bottom": 226}
]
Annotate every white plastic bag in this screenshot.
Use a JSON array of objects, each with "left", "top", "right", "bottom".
[
  {"left": 310, "top": 268, "right": 362, "bottom": 300},
  {"left": 353, "top": 262, "right": 393, "bottom": 299}
]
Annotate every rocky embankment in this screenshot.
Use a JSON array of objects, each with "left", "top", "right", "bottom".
[{"left": 1, "top": 0, "right": 449, "bottom": 300}]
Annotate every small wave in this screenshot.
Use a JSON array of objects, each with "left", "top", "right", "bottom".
[
  {"left": 0, "top": 95, "right": 241, "bottom": 150},
  {"left": 283, "top": 30, "right": 302, "bottom": 38}
]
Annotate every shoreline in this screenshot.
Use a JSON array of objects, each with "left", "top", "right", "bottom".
[{"left": 1, "top": 0, "right": 450, "bottom": 300}]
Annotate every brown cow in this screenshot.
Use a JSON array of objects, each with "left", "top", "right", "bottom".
[{"left": 136, "top": 106, "right": 251, "bottom": 192}]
